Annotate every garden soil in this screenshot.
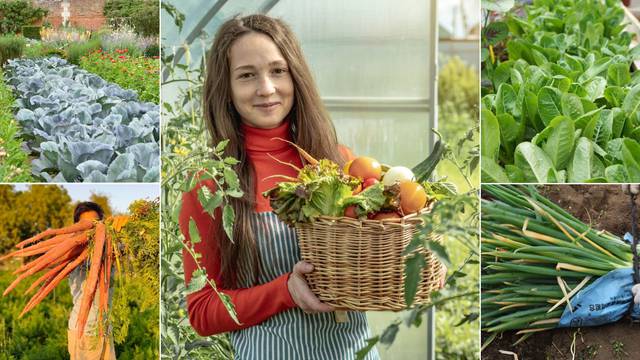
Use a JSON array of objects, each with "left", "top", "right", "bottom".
[{"left": 482, "top": 185, "right": 640, "bottom": 360}]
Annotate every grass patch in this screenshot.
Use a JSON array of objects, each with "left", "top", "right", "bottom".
[
  {"left": 0, "top": 69, "right": 32, "bottom": 182},
  {"left": 0, "top": 34, "right": 25, "bottom": 64}
]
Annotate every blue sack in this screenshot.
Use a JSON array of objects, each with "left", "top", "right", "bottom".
[{"left": 558, "top": 268, "right": 640, "bottom": 327}]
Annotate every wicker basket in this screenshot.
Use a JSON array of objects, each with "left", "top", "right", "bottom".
[{"left": 295, "top": 207, "right": 444, "bottom": 311}]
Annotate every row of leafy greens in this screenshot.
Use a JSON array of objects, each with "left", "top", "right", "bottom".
[
  {"left": 4, "top": 57, "right": 159, "bottom": 182},
  {"left": 482, "top": 0, "right": 640, "bottom": 183}
]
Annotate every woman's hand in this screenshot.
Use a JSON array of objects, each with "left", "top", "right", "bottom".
[{"left": 288, "top": 261, "right": 335, "bottom": 313}]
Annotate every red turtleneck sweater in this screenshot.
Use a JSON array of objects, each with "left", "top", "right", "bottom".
[{"left": 179, "top": 121, "right": 354, "bottom": 336}]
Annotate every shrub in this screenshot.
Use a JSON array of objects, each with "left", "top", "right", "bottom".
[
  {"left": 0, "top": 0, "right": 48, "bottom": 34},
  {"left": 21, "top": 25, "right": 41, "bottom": 40},
  {"left": 437, "top": 56, "right": 478, "bottom": 151},
  {"left": 22, "top": 41, "right": 42, "bottom": 58},
  {"left": 22, "top": 42, "right": 65, "bottom": 59},
  {"left": 104, "top": 0, "right": 159, "bottom": 37},
  {"left": 44, "top": 47, "right": 65, "bottom": 58},
  {"left": 438, "top": 55, "right": 479, "bottom": 117},
  {"left": 65, "top": 38, "right": 102, "bottom": 65},
  {"left": 22, "top": 26, "right": 42, "bottom": 40},
  {"left": 434, "top": 55, "right": 480, "bottom": 360},
  {"left": 143, "top": 42, "right": 159, "bottom": 57},
  {"left": 0, "top": 34, "right": 25, "bottom": 64}
]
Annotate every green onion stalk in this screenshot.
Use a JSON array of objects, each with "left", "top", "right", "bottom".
[{"left": 481, "top": 185, "right": 634, "bottom": 345}]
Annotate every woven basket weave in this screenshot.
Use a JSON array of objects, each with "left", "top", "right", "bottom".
[{"left": 295, "top": 207, "right": 443, "bottom": 311}]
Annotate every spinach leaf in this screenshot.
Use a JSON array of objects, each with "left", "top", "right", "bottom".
[
  {"left": 541, "top": 116, "right": 575, "bottom": 169},
  {"left": 514, "top": 142, "right": 556, "bottom": 182}
]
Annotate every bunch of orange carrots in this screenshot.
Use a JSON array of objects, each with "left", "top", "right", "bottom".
[{"left": 0, "top": 219, "right": 115, "bottom": 338}]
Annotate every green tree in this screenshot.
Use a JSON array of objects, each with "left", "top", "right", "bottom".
[
  {"left": 0, "top": 186, "right": 18, "bottom": 252},
  {"left": 0, "top": 0, "right": 48, "bottom": 34},
  {"left": 104, "top": 0, "right": 159, "bottom": 36},
  {"left": 0, "top": 185, "right": 71, "bottom": 254},
  {"left": 111, "top": 199, "right": 159, "bottom": 358},
  {"left": 88, "top": 192, "right": 114, "bottom": 218}
]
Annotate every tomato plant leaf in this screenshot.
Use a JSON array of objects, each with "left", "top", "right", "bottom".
[
  {"left": 188, "top": 218, "right": 200, "bottom": 244},
  {"left": 404, "top": 252, "right": 426, "bottom": 307},
  {"left": 185, "top": 269, "right": 206, "bottom": 294},
  {"left": 355, "top": 336, "right": 380, "bottom": 360},
  {"left": 379, "top": 323, "right": 399, "bottom": 345},
  {"left": 222, "top": 204, "right": 235, "bottom": 242}
]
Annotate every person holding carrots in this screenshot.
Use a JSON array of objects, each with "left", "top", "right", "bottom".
[
  {"left": 0, "top": 200, "right": 131, "bottom": 359},
  {"left": 67, "top": 202, "right": 126, "bottom": 360}
]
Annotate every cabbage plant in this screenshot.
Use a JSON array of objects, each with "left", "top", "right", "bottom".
[{"left": 4, "top": 57, "right": 159, "bottom": 182}]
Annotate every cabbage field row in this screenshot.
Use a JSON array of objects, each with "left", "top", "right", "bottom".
[
  {"left": 482, "top": 0, "right": 640, "bottom": 183},
  {"left": 4, "top": 57, "right": 159, "bottom": 182}
]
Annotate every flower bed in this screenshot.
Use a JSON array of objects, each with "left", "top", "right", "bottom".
[
  {"left": 80, "top": 49, "right": 159, "bottom": 103},
  {"left": 4, "top": 57, "right": 159, "bottom": 182}
]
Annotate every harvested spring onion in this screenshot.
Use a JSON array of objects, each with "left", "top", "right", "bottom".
[{"left": 481, "top": 185, "right": 634, "bottom": 344}]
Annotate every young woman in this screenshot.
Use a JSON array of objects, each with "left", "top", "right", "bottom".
[{"left": 179, "top": 14, "right": 377, "bottom": 359}]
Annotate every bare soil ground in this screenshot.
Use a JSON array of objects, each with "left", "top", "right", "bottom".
[{"left": 482, "top": 185, "right": 640, "bottom": 360}]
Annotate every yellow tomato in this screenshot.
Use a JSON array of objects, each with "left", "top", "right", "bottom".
[{"left": 399, "top": 182, "right": 427, "bottom": 214}]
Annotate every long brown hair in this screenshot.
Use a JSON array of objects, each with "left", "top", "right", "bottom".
[{"left": 203, "top": 14, "right": 345, "bottom": 288}]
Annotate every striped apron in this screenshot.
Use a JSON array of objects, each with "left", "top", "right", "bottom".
[{"left": 231, "top": 212, "right": 380, "bottom": 360}]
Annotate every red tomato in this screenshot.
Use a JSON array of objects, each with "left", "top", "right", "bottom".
[
  {"left": 344, "top": 205, "right": 358, "bottom": 218},
  {"left": 348, "top": 156, "right": 382, "bottom": 180},
  {"left": 362, "top": 178, "right": 379, "bottom": 189},
  {"left": 399, "top": 182, "right": 427, "bottom": 214}
]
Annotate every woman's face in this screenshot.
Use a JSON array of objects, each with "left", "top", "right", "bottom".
[{"left": 229, "top": 32, "right": 294, "bottom": 129}]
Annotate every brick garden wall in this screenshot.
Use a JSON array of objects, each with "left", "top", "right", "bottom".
[{"left": 34, "top": 0, "right": 106, "bottom": 30}]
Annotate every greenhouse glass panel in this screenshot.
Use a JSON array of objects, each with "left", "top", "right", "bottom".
[{"left": 162, "top": 0, "right": 437, "bottom": 168}]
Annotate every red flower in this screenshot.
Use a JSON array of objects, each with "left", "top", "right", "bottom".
[{"left": 119, "top": 56, "right": 125, "bottom": 59}]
